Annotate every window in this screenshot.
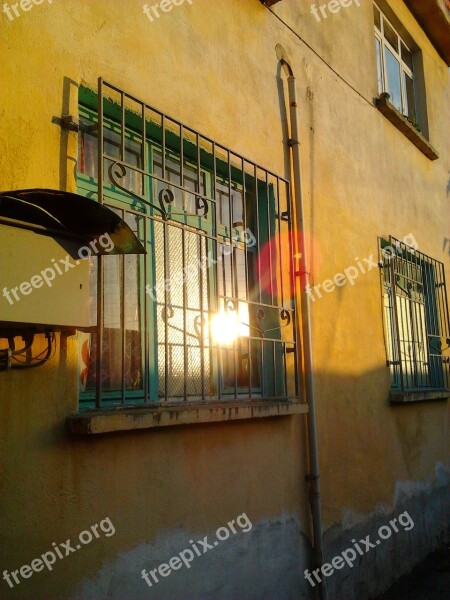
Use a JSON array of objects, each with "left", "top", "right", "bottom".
[
  {"left": 380, "top": 237, "right": 450, "bottom": 397},
  {"left": 76, "top": 82, "right": 299, "bottom": 410},
  {"left": 374, "top": 3, "right": 417, "bottom": 124}
]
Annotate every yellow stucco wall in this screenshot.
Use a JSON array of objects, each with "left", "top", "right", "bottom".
[{"left": 0, "top": 0, "right": 449, "bottom": 598}]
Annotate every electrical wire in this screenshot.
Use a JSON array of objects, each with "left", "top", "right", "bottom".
[
  {"left": 259, "top": 1, "right": 375, "bottom": 108},
  {"left": 11, "top": 334, "right": 35, "bottom": 355},
  {"left": 12, "top": 335, "right": 54, "bottom": 362},
  {"left": 12, "top": 346, "right": 54, "bottom": 368},
  {"left": 11, "top": 333, "right": 56, "bottom": 368}
]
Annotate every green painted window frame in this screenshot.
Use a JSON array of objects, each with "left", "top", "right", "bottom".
[
  {"left": 76, "top": 86, "right": 293, "bottom": 408},
  {"left": 380, "top": 237, "right": 450, "bottom": 394}
]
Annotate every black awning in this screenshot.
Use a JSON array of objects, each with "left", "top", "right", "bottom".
[{"left": 0, "top": 188, "right": 146, "bottom": 255}]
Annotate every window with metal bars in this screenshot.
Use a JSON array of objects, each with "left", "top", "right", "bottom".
[
  {"left": 76, "top": 80, "right": 299, "bottom": 410},
  {"left": 380, "top": 237, "right": 450, "bottom": 396}
]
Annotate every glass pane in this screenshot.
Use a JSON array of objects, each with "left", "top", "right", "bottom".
[
  {"left": 383, "top": 19, "right": 399, "bottom": 53},
  {"left": 221, "top": 337, "right": 260, "bottom": 391},
  {"left": 234, "top": 247, "right": 247, "bottom": 300},
  {"left": 81, "top": 255, "right": 124, "bottom": 393},
  {"left": 152, "top": 150, "right": 206, "bottom": 217},
  {"left": 373, "top": 4, "right": 381, "bottom": 30},
  {"left": 218, "top": 246, "right": 233, "bottom": 299},
  {"left": 375, "top": 38, "right": 383, "bottom": 94},
  {"left": 78, "top": 119, "right": 98, "bottom": 178},
  {"left": 216, "top": 179, "right": 244, "bottom": 231},
  {"left": 153, "top": 224, "right": 211, "bottom": 399},
  {"left": 123, "top": 213, "right": 143, "bottom": 390},
  {"left": 217, "top": 182, "right": 230, "bottom": 230},
  {"left": 232, "top": 184, "right": 244, "bottom": 226},
  {"left": 401, "top": 42, "right": 413, "bottom": 71},
  {"left": 403, "top": 71, "right": 416, "bottom": 122},
  {"left": 385, "top": 47, "right": 402, "bottom": 112},
  {"left": 103, "top": 130, "right": 143, "bottom": 195}
]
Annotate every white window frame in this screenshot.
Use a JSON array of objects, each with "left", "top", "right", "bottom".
[{"left": 374, "top": 2, "right": 416, "bottom": 121}]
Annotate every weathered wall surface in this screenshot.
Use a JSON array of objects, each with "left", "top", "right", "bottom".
[
  {"left": 68, "top": 517, "right": 312, "bottom": 600},
  {"left": 0, "top": 0, "right": 449, "bottom": 599},
  {"left": 324, "top": 463, "right": 450, "bottom": 600}
]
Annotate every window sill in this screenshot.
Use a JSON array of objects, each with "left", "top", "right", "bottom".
[
  {"left": 66, "top": 400, "right": 308, "bottom": 435},
  {"left": 390, "top": 389, "right": 450, "bottom": 404},
  {"left": 375, "top": 94, "right": 439, "bottom": 161}
]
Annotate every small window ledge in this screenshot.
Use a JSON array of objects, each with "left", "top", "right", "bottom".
[
  {"left": 66, "top": 400, "right": 308, "bottom": 435},
  {"left": 375, "top": 94, "right": 439, "bottom": 161},
  {"left": 390, "top": 389, "right": 449, "bottom": 404}
]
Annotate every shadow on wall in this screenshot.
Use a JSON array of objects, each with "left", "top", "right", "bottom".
[{"left": 0, "top": 356, "right": 449, "bottom": 600}]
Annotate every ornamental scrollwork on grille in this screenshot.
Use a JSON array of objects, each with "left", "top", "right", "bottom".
[
  {"left": 108, "top": 161, "right": 167, "bottom": 218},
  {"left": 108, "top": 161, "right": 210, "bottom": 221},
  {"left": 222, "top": 299, "right": 293, "bottom": 339},
  {"left": 158, "top": 188, "right": 175, "bottom": 218},
  {"left": 195, "top": 195, "right": 209, "bottom": 218}
]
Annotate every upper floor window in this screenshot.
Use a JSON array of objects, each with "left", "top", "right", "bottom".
[
  {"left": 76, "top": 81, "right": 299, "bottom": 410},
  {"left": 374, "top": 2, "right": 416, "bottom": 124}
]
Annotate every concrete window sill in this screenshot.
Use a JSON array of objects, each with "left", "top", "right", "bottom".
[
  {"left": 375, "top": 94, "right": 439, "bottom": 161},
  {"left": 390, "top": 389, "right": 450, "bottom": 404},
  {"left": 66, "top": 401, "right": 308, "bottom": 435}
]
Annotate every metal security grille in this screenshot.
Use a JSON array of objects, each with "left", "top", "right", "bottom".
[
  {"left": 381, "top": 237, "right": 450, "bottom": 393},
  {"left": 80, "top": 78, "right": 299, "bottom": 408}
]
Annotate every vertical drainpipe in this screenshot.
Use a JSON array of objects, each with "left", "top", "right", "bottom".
[{"left": 279, "top": 57, "right": 327, "bottom": 600}]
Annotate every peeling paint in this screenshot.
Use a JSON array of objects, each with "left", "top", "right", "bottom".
[{"left": 324, "top": 464, "right": 450, "bottom": 600}]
